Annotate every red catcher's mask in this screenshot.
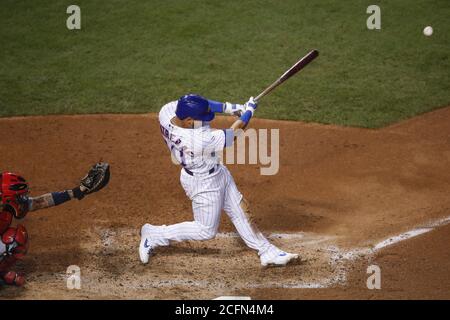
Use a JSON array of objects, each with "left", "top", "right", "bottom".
[{"left": 0, "top": 172, "right": 29, "bottom": 219}]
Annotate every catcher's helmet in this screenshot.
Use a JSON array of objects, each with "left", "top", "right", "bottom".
[
  {"left": 176, "top": 94, "right": 215, "bottom": 122},
  {"left": 0, "top": 172, "right": 29, "bottom": 219}
]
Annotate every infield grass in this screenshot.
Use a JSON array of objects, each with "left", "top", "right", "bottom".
[{"left": 0, "top": 0, "right": 449, "bottom": 127}]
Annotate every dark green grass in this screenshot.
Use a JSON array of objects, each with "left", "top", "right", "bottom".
[{"left": 0, "top": 0, "right": 449, "bottom": 127}]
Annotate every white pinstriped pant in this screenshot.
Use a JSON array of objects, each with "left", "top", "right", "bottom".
[{"left": 146, "top": 165, "right": 278, "bottom": 256}]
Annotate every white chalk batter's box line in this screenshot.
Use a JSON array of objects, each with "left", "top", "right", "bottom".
[{"left": 92, "top": 215, "right": 450, "bottom": 290}]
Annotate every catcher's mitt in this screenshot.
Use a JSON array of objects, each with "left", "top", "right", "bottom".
[{"left": 78, "top": 162, "right": 110, "bottom": 198}]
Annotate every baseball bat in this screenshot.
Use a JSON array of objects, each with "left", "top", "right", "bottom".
[{"left": 254, "top": 49, "right": 319, "bottom": 102}]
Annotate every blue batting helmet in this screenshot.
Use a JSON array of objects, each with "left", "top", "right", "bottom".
[{"left": 175, "top": 94, "right": 215, "bottom": 122}]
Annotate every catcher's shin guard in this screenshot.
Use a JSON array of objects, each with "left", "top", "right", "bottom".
[{"left": 1, "top": 271, "right": 25, "bottom": 286}]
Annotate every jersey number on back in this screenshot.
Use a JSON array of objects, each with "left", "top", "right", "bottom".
[{"left": 160, "top": 125, "right": 186, "bottom": 167}]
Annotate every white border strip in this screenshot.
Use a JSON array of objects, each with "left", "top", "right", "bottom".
[
  {"left": 216, "top": 232, "right": 305, "bottom": 240},
  {"left": 373, "top": 228, "right": 430, "bottom": 251},
  {"left": 372, "top": 215, "right": 450, "bottom": 252},
  {"left": 213, "top": 296, "right": 252, "bottom": 300}
]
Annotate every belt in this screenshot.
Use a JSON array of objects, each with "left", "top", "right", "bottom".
[{"left": 184, "top": 165, "right": 217, "bottom": 176}]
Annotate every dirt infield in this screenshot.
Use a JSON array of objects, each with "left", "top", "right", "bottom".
[{"left": 0, "top": 107, "right": 449, "bottom": 299}]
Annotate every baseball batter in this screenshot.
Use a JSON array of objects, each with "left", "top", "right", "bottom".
[{"left": 139, "top": 94, "right": 298, "bottom": 266}]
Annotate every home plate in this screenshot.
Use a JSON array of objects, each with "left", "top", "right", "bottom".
[{"left": 213, "top": 296, "right": 252, "bottom": 300}]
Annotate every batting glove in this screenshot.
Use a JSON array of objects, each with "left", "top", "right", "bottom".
[
  {"left": 224, "top": 102, "right": 245, "bottom": 116},
  {"left": 244, "top": 97, "right": 257, "bottom": 115}
]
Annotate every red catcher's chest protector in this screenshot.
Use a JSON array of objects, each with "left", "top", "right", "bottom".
[
  {"left": 0, "top": 224, "right": 29, "bottom": 265},
  {"left": 0, "top": 210, "right": 13, "bottom": 235}
]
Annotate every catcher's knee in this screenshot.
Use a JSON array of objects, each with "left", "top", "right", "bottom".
[{"left": 1, "top": 271, "right": 25, "bottom": 286}]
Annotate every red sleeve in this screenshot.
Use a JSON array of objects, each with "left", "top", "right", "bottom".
[{"left": 0, "top": 255, "right": 17, "bottom": 273}]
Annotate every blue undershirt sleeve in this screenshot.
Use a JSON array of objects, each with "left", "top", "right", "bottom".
[
  {"left": 51, "top": 191, "right": 72, "bottom": 206},
  {"left": 208, "top": 100, "right": 224, "bottom": 113}
]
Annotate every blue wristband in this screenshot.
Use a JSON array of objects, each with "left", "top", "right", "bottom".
[
  {"left": 52, "top": 191, "right": 72, "bottom": 206},
  {"left": 239, "top": 110, "right": 253, "bottom": 125},
  {"left": 208, "top": 100, "right": 224, "bottom": 113}
]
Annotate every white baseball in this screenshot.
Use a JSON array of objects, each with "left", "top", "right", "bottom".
[{"left": 423, "top": 26, "right": 433, "bottom": 36}]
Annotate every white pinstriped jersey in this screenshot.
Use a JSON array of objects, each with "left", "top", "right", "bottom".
[
  {"left": 158, "top": 101, "right": 233, "bottom": 174},
  {"left": 141, "top": 100, "right": 281, "bottom": 262}
]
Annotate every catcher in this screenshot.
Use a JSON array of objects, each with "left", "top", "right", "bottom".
[{"left": 0, "top": 162, "right": 110, "bottom": 286}]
